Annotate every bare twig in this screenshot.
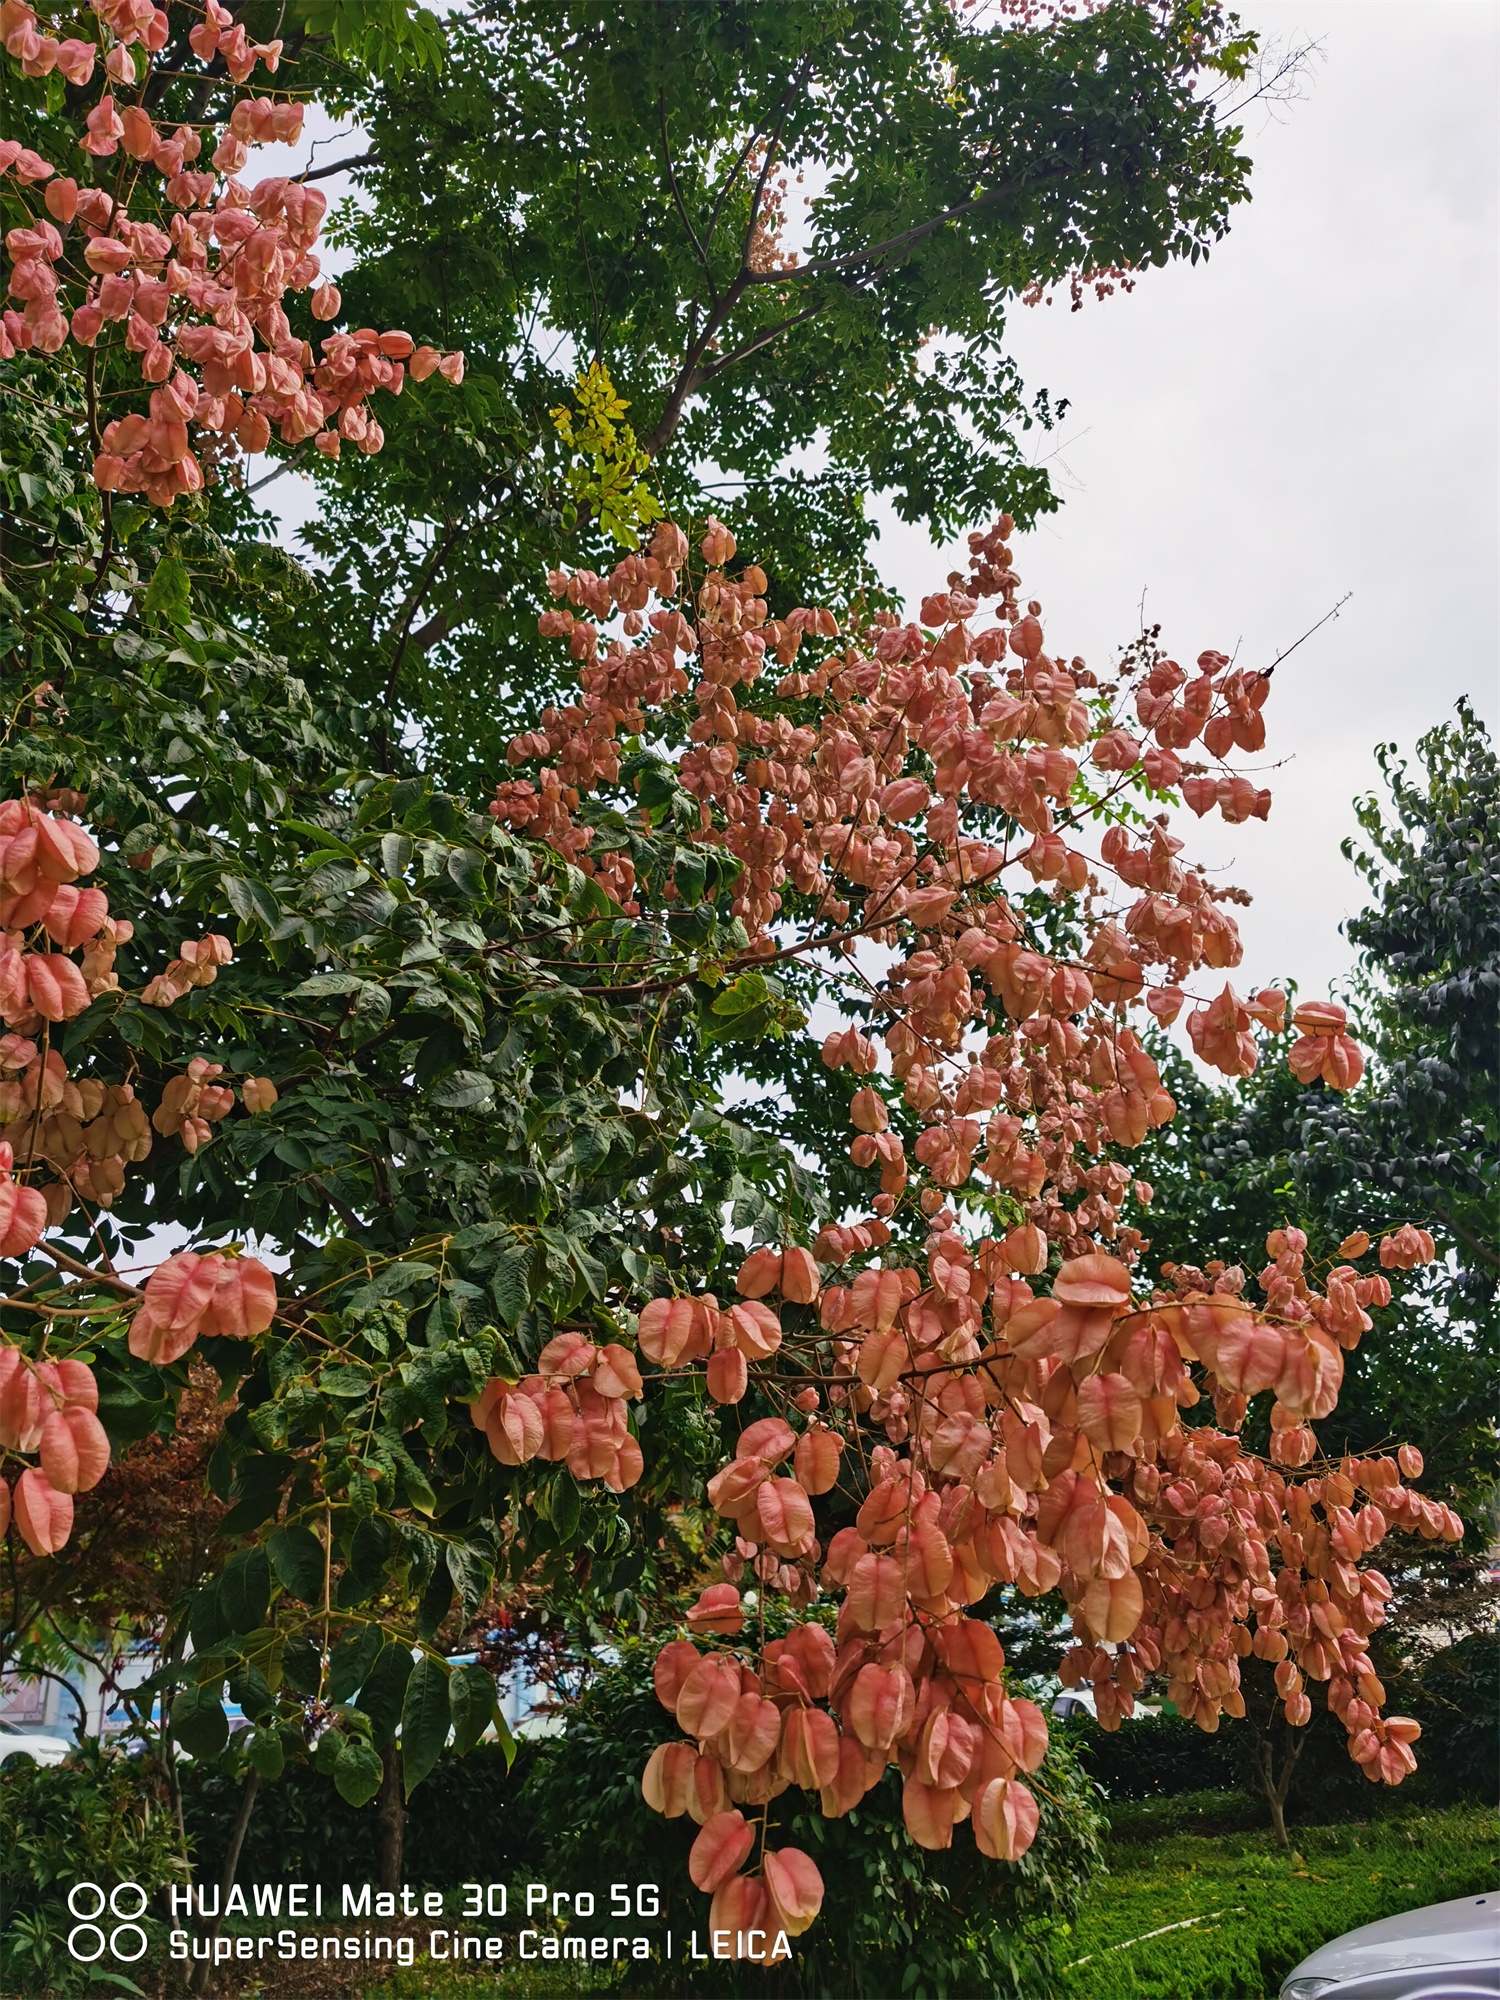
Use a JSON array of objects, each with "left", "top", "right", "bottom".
[{"left": 1263, "top": 592, "right": 1352, "bottom": 678}]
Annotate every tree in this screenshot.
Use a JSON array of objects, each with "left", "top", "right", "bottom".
[
  {"left": 1339, "top": 704, "right": 1498, "bottom": 1303},
  {"left": 0, "top": 1, "right": 1461, "bottom": 1964},
  {"left": 1134, "top": 705, "right": 1498, "bottom": 1521},
  {"left": 253, "top": 0, "right": 1286, "bottom": 780},
  {"left": 1129, "top": 706, "right": 1498, "bottom": 1841}
]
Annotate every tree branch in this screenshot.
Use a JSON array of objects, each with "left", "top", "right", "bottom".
[
  {"left": 741, "top": 168, "right": 1049, "bottom": 288},
  {"left": 300, "top": 149, "right": 378, "bottom": 184},
  {"left": 1262, "top": 593, "right": 1352, "bottom": 678},
  {"left": 739, "top": 98, "right": 793, "bottom": 276},
  {"left": 704, "top": 119, "right": 777, "bottom": 256},
  {"left": 382, "top": 516, "right": 467, "bottom": 709},
  {"left": 640, "top": 156, "right": 1060, "bottom": 457},
  {"left": 696, "top": 301, "right": 830, "bottom": 385},
  {"left": 658, "top": 95, "right": 713, "bottom": 295},
  {"left": 38, "top": 1244, "right": 144, "bottom": 1301},
  {"left": 1428, "top": 1202, "right": 1500, "bottom": 1275},
  {"left": 407, "top": 609, "right": 455, "bottom": 655},
  {"left": 638, "top": 276, "right": 751, "bottom": 456}
]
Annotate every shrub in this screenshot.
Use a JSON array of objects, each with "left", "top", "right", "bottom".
[
  {"left": 0, "top": 1744, "right": 184, "bottom": 1999},
  {"left": 521, "top": 1639, "right": 1105, "bottom": 2000}
]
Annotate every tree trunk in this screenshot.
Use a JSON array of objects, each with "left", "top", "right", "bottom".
[
  {"left": 1266, "top": 1778, "right": 1289, "bottom": 1850},
  {"left": 1254, "top": 1728, "right": 1305, "bottom": 1849},
  {"left": 190, "top": 1767, "right": 261, "bottom": 1994},
  {"left": 378, "top": 1741, "right": 405, "bottom": 1892}
]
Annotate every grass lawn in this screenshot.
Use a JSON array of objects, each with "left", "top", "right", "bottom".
[
  {"left": 1057, "top": 1800, "right": 1497, "bottom": 2000},
  {"left": 349, "top": 1800, "right": 1496, "bottom": 2000},
  {"left": 366, "top": 1964, "right": 617, "bottom": 1999}
]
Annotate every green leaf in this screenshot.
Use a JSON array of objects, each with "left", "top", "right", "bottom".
[
  {"left": 247, "top": 1726, "right": 286, "bottom": 1781},
  {"left": 333, "top": 1736, "right": 385, "bottom": 1808},
  {"left": 394, "top": 1445, "right": 437, "bottom": 1516},
  {"left": 487, "top": 1236, "right": 531, "bottom": 1324},
  {"left": 350, "top": 1513, "right": 394, "bottom": 1585},
  {"left": 224, "top": 875, "right": 282, "bottom": 929},
  {"left": 445, "top": 1538, "right": 491, "bottom": 1617},
  {"left": 142, "top": 554, "right": 191, "bottom": 625},
  {"left": 82, "top": 1971, "right": 148, "bottom": 1996},
  {"left": 711, "top": 969, "right": 770, "bottom": 1016},
  {"left": 286, "top": 972, "right": 365, "bottom": 999},
  {"left": 356, "top": 1642, "right": 413, "bottom": 1746},
  {"left": 447, "top": 846, "right": 488, "bottom": 897},
  {"left": 415, "top": 1556, "right": 453, "bottom": 1636},
  {"left": 400, "top": 1655, "right": 451, "bottom": 1795},
  {"left": 281, "top": 1634, "right": 322, "bottom": 1698},
  {"left": 430, "top": 1069, "right": 494, "bottom": 1110},
  {"left": 188, "top": 1581, "right": 229, "bottom": 1653},
  {"left": 380, "top": 831, "right": 414, "bottom": 877},
  {"left": 170, "top": 1683, "right": 228, "bottom": 1759},
  {"left": 635, "top": 762, "right": 679, "bottom": 817},
  {"left": 269, "top": 1523, "right": 326, "bottom": 1605},
  {"left": 282, "top": 818, "right": 361, "bottom": 859},
  {"left": 320, "top": 1362, "right": 374, "bottom": 1399},
  {"left": 226, "top": 1663, "right": 274, "bottom": 1722},
  {"left": 423, "top": 1292, "right": 462, "bottom": 1348},
  {"left": 674, "top": 848, "right": 707, "bottom": 902},
  {"left": 448, "top": 1661, "right": 500, "bottom": 1757},
  {"left": 218, "top": 1548, "right": 272, "bottom": 1633},
  {"left": 350, "top": 1261, "right": 438, "bottom": 1306},
  {"left": 328, "top": 1623, "right": 383, "bottom": 1702},
  {"left": 544, "top": 1473, "right": 581, "bottom": 1543}
]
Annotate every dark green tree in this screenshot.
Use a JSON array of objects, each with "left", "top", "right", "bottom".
[{"left": 1134, "top": 704, "right": 1498, "bottom": 1522}]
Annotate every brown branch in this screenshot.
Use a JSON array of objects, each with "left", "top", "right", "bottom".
[
  {"left": 300, "top": 149, "right": 379, "bottom": 184},
  {"left": 740, "top": 99, "right": 792, "bottom": 275},
  {"left": 38, "top": 1244, "right": 145, "bottom": 1301},
  {"left": 382, "top": 517, "right": 467, "bottom": 708},
  {"left": 639, "top": 163, "right": 1057, "bottom": 457},
  {"left": 1428, "top": 1202, "right": 1500, "bottom": 1276},
  {"left": 639, "top": 283, "right": 749, "bottom": 456},
  {"left": 704, "top": 118, "right": 779, "bottom": 256},
  {"left": 1262, "top": 593, "right": 1352, "bottom": 679},
  {"left": 408, "top": 609, "right": 455, "bottom": 656},
  {"left": 639, "top": 71, "right": 810, "bottom": 456},
  {"left": 695, "top": 300, "right": 827, "bottom": 383}
]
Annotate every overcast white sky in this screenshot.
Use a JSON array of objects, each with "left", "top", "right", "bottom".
[{"left": 875, "top": 0, "right": 1499, "bottom": 1001}]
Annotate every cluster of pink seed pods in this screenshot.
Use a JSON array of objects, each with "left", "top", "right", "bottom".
[{"left": 481, "top": 519, "right": 1458, "bottom": 1951}]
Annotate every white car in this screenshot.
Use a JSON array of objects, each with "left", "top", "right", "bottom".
[
  {"left": 0, "top": 1720, "right": 71, "bottom": 1767},
  {"left": 1281, "top": 1892, "right": 1500, "bottom": 1999}
]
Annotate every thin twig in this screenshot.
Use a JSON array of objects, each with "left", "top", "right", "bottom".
[{"left": 1263, "top": 593, "right": 1352, "bottom": 678}]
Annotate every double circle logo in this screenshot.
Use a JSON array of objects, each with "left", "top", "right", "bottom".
[{"left": 66, "top": 1882, "right": 149, "bottom": 1964}]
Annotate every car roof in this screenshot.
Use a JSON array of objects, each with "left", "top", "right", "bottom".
[{"left": 1288, "top": 1895, "right": 1499, "bottom": 1981}]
